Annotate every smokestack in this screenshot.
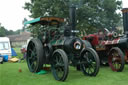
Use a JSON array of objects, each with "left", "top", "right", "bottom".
[
  {"left": 69, "top": 4, "right": 76, "bottom": 36},
  {"left": 122, "top": 8, "right": 128, "bottom": 36}
]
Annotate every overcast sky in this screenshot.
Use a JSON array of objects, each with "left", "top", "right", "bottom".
[
  {"left": 0, "top": 0, "right": 30, "bottom": 31},
  {"left": 0, "top": 0, "right": 128, "bottom": 31}
]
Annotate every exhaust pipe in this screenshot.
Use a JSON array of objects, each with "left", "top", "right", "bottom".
[
  {"left": 122, "top": 8, "right": 128, "bottom": 36},
  {"left": 69, "top": 5, "right": 76, "bottom": 36}
]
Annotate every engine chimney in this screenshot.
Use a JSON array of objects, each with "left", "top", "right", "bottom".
[
  {"left": 69, "top": 5, "right": 76, "bottom": 36},
  {"left": 122, "top": 8, "right": 128, "bottom": 36}
]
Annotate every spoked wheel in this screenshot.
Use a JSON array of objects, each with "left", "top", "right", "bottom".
[
  {"left": 26, "top": 38, "right": 45, "bottom": 73},
  {"left": 108, "top": 47, "right": 125, "bottom": 72},
  {"left": 80, "top": 48, "right": 100, "bottom": 76},
  {"left": 51, "top": 49, "right": 69, "bottom": 81}
]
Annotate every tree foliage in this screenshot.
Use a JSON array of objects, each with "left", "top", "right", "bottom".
[
  {"left": 24, "top": 0, "right": 122, "bottom": 34},
  {"left": 0, "top": 24, "right": 6, "bottom": 37},
  {"left": 0, "top": 23, "right": 22, "bottom": 37}
]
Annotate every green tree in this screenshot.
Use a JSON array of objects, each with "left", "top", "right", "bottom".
[
  {"left": 7, "top": 30, "right": 16, "bottom": 35},
  {"left": 0, "top": 23, "right": 6, "bottom": 37},
  {"left": 14, "top": 29, "right": 22, "bottom": 34},
  {"left": 24, "top": 0, "right": 122, "bottom": 34},
  {"left": 0, "top": 23, "right": 21, "bottom": 36},
  {"left": 22, "top": 18, "right": 28, "bottom": 32}
]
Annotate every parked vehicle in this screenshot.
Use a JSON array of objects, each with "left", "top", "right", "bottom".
[
  {"left": 20, "top": 45, "right": 27, "bottom": 60},
  {"left": 0, "top": 54, "right": 4, "bottom": 64},
  {"left": 0, "top": 37, "right": 12, "bottom": 58},
  {"left": 24, "top": 5, "right": 100, "bottom": 81},
  {"left": 83, "top": 8, "right": 128, "bottom": 72},
  {"left": 20, "top": 37, "right": 33, "bottom": 60}
]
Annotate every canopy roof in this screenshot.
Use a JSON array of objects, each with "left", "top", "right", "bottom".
[{"left": 24, "top": 17, "right": 64, "bottom": 26}]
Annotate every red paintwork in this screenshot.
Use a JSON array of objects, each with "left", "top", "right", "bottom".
[
  {"left": 108, "top": 55, "right": 120, "bottom": 71},
  {"left": 107, "top": 33, "right": 113, "bottom": 38},
  {"left": 102, "top": 38, "right": 120, "bottom": 45},
  {"left": 83, "top": 34, "right": 99, "bottom": 46},
  {"left": 83, "top": 34, "right": 120, "bottom": 47},
  {"left": 124, "top": 49, "right": 128, "bottom": 61}
]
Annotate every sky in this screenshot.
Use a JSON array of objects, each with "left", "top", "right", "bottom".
[
  {"left": 0, "top": 0, "right": 30, "bottom": 31},
  {"left": 0, "top": 0, "right": 128, "bottom": 31}
]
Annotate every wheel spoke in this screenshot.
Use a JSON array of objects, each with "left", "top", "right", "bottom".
[
  {"left": 88, "top": 67, "right": 91, "bottom": 74},
  {"left": 51, "top": 49, "right": 68, "bottom": 81},
  {"left": 108, "top": 47, "right": 124, "bottom": 72},
  {"left": 52, "top": 53, "right": 65, "bottom": 80},
  {"left": 30, "top": 62, "right": 35, "bottom": 69},
  {"left": 80, "top": 48, "right": 100, "bottom": 76},
  {"left": 90, "top": 62, "right": 96, "bottom": 69},
  {"left": 112, "top": 54, "right": 121, "bottom": 70}
]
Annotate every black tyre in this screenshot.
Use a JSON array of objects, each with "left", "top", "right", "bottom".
[
  {"left": 108, "top": 47, "right": 125, "bottom": 72},
  {"left": 80, "top": 47, "right": 100, "bottom": 76},
  {"left": 0, "top": 57, "right": 3, "bottom": 64},
  {"left": 26, "top": 38, "right": 45, "bottom": 73},
  {"left": 0, "top": 62, "right": 3, "bottom": 64},
  {"left": 51, "top": 49, "right": 69, "bottom": 81}
]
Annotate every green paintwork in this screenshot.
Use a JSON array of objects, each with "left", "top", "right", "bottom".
[
  {"left": 24, "top": 17, "right": 41, "bottom": 25},
  {"left": 51, "top": 39, "right": 64, "bottom": 46}
]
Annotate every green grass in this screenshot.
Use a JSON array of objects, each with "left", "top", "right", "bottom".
[
  {"left": 0, "top": 62, "right": 128, "bottom": 85},
  {"left": 13, "top": 48, "right": 23, "bottom": 59},
  {"left": 1, "top": 48, "right": 128, "bottom": 85},
  {"left": 13, "top": 48, "right": 21, "bottom": 53}
]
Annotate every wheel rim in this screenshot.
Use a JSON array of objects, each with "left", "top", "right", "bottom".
[
  {"left": 51, "top": 52, "right": 66, "bottom": 81},
  {"left": 81, "top": 50, "right": 97, "bottom": 76},
  {"left": 27, "top": 41, "right": 38, "bottom": 72},
  {"left": 108, "top": 49, "right": 122, "bottom": 71}
]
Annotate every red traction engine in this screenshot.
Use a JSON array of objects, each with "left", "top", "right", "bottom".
[{"left": 83, "top": 8, "right": 128, "bottom": 72}]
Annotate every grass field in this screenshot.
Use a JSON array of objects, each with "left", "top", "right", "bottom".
[
  {"left": 1, "top": 48, "right": 128, "bottom": 85},
  {"left": 1, "top": 62, "right": 128, "bottom": 85},
  {"left": 13, "top": 48, "right": 23, "bottom": 59}
]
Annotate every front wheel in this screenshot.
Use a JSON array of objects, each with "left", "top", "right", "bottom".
[
  {"left": 108, "top": 47, "right": 125, "bottom": 72},
  {"left": 51, "top": 49, "right": 69, "bottom": 81},
  {"left": 26, "top": 38, "right": 45, "bottom": 73},
  {"left": 80, "top": 48, "right": 100, "bottom": 76}
]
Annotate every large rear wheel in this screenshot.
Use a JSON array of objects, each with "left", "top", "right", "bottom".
[
  {"left": 80, "top": 48, "right": 100, "bottom": 76},
  {"left": 51, "top": 49, "right": 69, "bottom": 81},
  {"left": 26, "top": 38, "right": 45, "bottom": 73},
  {"left": 108, "top": 47, "right": 125, "bottom": 72}
]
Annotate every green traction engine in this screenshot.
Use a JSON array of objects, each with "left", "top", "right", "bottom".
[{"left": 24, "top": 5, "right": 100, "bottom": 81}]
